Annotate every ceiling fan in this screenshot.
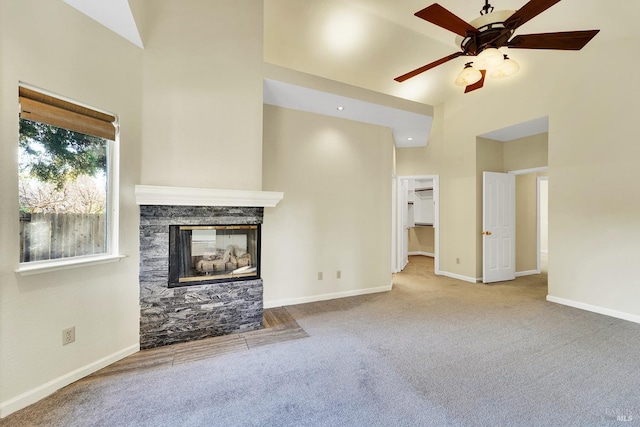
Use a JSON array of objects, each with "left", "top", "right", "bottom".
[{"left": 395, "top": 0, "right": 599, "bottom": 93}]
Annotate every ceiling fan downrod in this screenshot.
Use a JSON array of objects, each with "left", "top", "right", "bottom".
[{"left": 480, "top": 0, "right": 494, "bottom": 15}]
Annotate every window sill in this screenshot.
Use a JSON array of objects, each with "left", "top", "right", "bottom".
[{"left": 16, "top": 254, "right": 127, "bottom": 276}]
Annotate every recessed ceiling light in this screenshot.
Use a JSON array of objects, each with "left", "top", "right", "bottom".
[
  {"left": 408, "top": 137, "right": 413, "bottom": 141},
  {"left": 337, "top": 106, "right": 344, "bottom": 111}
]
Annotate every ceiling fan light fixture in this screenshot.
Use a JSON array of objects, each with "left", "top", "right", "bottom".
[
  {"left": 394, "top": 1, "right": 600, "bottom": 93},
  {"left": 455, "top": 63, "right": 483, "bottom": 86},
  {"left": 474, "top": 47, "right": 504, "bottom": 70},
  {"left": 489, "top": 55, "right": 520, "bottom": 79}
]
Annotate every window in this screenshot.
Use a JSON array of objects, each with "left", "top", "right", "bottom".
[{"left": 17, "top": 85, "right": 120, "bottom": 272}]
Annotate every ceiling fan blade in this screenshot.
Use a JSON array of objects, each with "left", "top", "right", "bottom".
[
  {"left": 507, "top": 30, "right": 600, "bottom": 50},
  {"left": 464, "top": 70, "right": 486, "bottom": 93},
  {"left": 395, "top": 52, "right": 464, "bottom": 82},
  {"left": 415, "top": 4, "right": 478, "bottom": 38},
  {"left": 504, "top": 0, "right": 562, "bottom": 29}
]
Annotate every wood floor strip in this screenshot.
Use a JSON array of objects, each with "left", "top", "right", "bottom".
[
  {"left": 173, "top": 335, "right": 248, "bottom": 365},
  {"left": 263, "top": 307, "right": 297, "bottom": 330},
  {"left": 82, "top": 308, "right": 307, "bottom": 381},
  {"left": 244, "top": 328, "right": 309, "bottom": 349},
  {"left": 86, "top": 348, "right": 175, "bottom": 380}
]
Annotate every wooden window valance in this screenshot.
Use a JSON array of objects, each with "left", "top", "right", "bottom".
[{"left": 19, "top": 86, "right": 116, "bottom": 141}]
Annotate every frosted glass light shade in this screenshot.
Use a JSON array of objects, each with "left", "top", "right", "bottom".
[
  {"left": 489, "top": 57, "right": 520, "bottom": 79},
  {"left": 474, "top": 47, "right": 504, "bottom": 70},
  {"left": 455, "top": 65, "right": 483, "bottom": 86}
]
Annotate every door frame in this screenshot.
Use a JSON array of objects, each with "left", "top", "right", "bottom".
[
  {"left": 537, "top": 175, "right": 549, "bottom": 273},
  {"left": 508, "top": 166, "right": 548, "bottom": 275},
  {"left": 394, "top": 175, "right": 440, "bottom": 274},
  {"left": 391, "top": 173, "right": 397, "bottom": 273}
]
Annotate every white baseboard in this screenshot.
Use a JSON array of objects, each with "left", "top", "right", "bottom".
[
  {"left": 438, "top": 270, "right": 480, "bottom": 283},
  {"left": 0, "top": 343, "right": 139, "bottom": 418},
  {"left": 407, "top": 251, "right": 434, "bottom": 257},
  {"left": 264, "top": 285, "right": 392, "bottom": 309},
  {"left": 516, "top": 270, "right": 540, "bottom": 277},
  {"left": 546, "top": 295, "right": 640, "bottom": 325}
]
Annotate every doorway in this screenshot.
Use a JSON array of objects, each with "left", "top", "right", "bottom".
[
  {"left": 394, "top": 175, "right": 439, "bottom": 274},
  {"left": 481, "top": 168, "right": 548, "bottom": 282}
]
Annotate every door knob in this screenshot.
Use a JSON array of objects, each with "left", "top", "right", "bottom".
[{"left": 482, "top": 231, "right": 492, "bottom": 236}]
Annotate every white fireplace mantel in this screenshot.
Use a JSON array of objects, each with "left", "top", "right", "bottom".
[{"left": 135, "top": 185, "right": 284, "bottom": 208}]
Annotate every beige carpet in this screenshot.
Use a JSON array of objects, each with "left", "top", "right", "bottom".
[{"left": 2, "top": 256, "right": 638, "bottom": 426}]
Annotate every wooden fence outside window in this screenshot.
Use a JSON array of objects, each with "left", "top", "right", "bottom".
[{"left": 19, "top": 212, "right": 106, "bottom": 262}]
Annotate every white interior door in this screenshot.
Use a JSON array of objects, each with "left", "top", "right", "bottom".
[{"left": 483, "top": 172, "right": 516, "bottom": 283}]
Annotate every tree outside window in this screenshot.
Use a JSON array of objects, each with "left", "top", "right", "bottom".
[{"left": 18, "top": 87, "right": 117, "bottom": 264}]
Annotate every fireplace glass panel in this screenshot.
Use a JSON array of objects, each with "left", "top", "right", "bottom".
[{"left": 169, "top": 225, "right": 260, "bottom": 287}]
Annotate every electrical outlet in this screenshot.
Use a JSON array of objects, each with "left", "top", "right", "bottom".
[
  {"left": 62, "top": 327, "right": 75, "bottom": 346},
  {"left": 336, "top": 270, "right": 341, "bottom": 279},
  {"left": 456, "top": 258, "right": 460, "bottom": 264},
  {"left": 318, "top": 272, "right": 323, "bottom": 280}
]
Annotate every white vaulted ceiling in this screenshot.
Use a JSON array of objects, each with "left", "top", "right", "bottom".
[
  {"left": 264, "top": 79, "right": 433, "bottom": 147},
  {"left": 480, "top": 116, "right": 548, "bottom": 141},
  {"left": 62, "top": 0, "right": 143, "bottom": 48}
]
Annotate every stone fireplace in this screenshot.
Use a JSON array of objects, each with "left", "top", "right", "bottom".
[{"left": 135, "top": 186, "right": 283, "bottom": 350}]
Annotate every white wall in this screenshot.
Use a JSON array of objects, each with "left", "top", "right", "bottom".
[
  {"left": 0, "top": 0, "right": 143, "bottom": 416},
  {"left": 262, "top": 105, "right": 393, "bottom": 305}
]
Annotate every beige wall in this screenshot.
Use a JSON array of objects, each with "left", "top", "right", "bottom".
[
  {"left": 476, "top": 134, "right": 549, "bottom": 275},
  {"left": 0, "top": 0, "right": 266, "bottom": 416},
  {"left": 398, "top": 117, "right": 552, "bottom": 282},
  {"left": 540, "top": 178, "right": 548, "bottom": 253},
  {"left": 437, "top": 37, "right": 640, "bottom": 316},
  {"left": 408, "top": 227, "right": 435, "bottom": 255},
  {"left": 265, "top": 0, "right": 640, "bottom": 320},
  {"left": 508, "top": 135, "right": 549, "bottom": 273},
  {"left": 503, "top": 133, "right": 548, "bottom": 172},
  {"left": 0, "top": 0, "right": 143, "bottom": 415},
  {"left": 547, "top": 38, "right": 640, "bottom": 313},
  {"left": 475, "top": 137, "right": 505, "bottom": 277},
  {"left": 515, "top": 172, "right": 549, "bottom": 273},
  {"left": 396, "top": 104, "right": 443, "bottom": 267},
  {"left": 3, "top": 0, "right": 639, "bottom": 418},
  {"left": 262, "top": 105, "right": 393, "bottom": 305},
  {"left": 396, "top": 104, "right": 444, "bottom": 177},
  {"left": 515, "top": 174, "right": 538, "bottom": 272},
  {"left": 139, "top": 0, "right": 264, "bottom": 190}
]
